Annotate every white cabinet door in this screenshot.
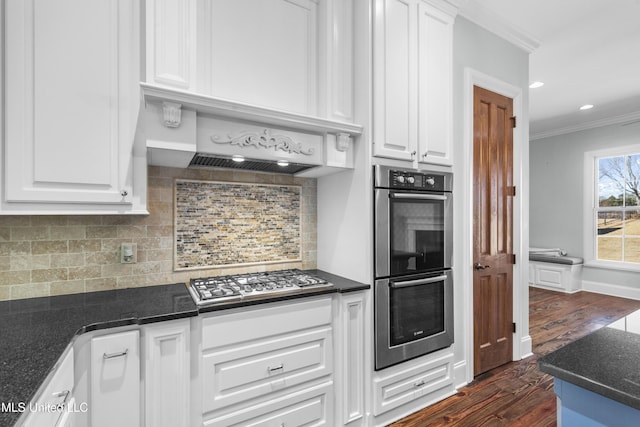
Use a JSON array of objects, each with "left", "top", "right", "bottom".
[
  {"left": 143, "top": 319, "right": 190, "bottom": 427},
  {"left": 334, "top": 291, "right": 367, "bottom": 427},
  {"left": 373, "top": 0, "right": 454, "bottom": 166},
  {"left": 90, "top": 330, "right": 140, "bottom": 427},
  {"left": 417, "top": 1, "right": 453, "bottom": 166},
  {"left": 23, "top": 347, "right": 74, "bottom": 427},
  {"left": 203, "top": 0, "right": 318, "bottom": 115},
  {"left": 3, "top": 0, "right": 143, "bottom": 211},
  {"left": 373, "top": 0, "right": 417, "bottom": 161}
]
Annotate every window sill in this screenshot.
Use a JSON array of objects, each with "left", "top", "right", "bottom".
[{"left": 584, "top": 260, "right": 640, "bottom": 273}]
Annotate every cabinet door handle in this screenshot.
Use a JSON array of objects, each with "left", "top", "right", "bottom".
[
  {"left": 414, "top": 380, "right": 426, "bottom": 388},
  {"left": 52, "top": 389, "right": 70, "bottom": 404},
  {"left": 103, "top": 349, "right": 128, "bottom": 359},
  {"left": 268, "top": 364, "right": 284, "bottom": 374}
]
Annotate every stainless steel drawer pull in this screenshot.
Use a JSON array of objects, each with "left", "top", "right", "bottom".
[
  {"left": 268, "top": 364, "right": 284, "bottom": 374},
  {"left": 103, "top": 349, "right": 129, "bottom": 359},
  {"left": 414, "top": 380, "right": 426, "bottom": 388}
]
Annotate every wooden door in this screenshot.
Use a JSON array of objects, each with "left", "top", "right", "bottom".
[{"left": 473, "top": 86, "right": 514, "bottom": 376}]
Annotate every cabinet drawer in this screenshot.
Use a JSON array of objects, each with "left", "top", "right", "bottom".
[
  {"left": 90, "top": 330, "right": 140, "bottom": 427},
  {"left": 203, "top": 382, "right": 333, "bottom": 427},
  {"left": 23, "top": 347, "right": 74, "bottom": 427},
  {"left": 202, "top": 297, "right": 332, "bottom": 350},
  {"left": 373, "top": 352, "right": 454, "bottom": 416},
  {"left": 203, "top": 327, "right": 332, "bottom": 412}
]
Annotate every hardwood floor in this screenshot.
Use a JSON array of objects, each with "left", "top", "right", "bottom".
[{"left": 389, "top": 287, "right": 640, "bottom": 427}]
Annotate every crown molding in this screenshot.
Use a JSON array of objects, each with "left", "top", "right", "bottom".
[
  {"left": 457, "top": 0, "right": 540, "bottom": 53},
  {"left": 530, "top": 111, "right": 640, "bottom": 141}
]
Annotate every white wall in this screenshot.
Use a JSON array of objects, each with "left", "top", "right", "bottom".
[{"left": 530, "top": 121, "right": 640, "bottom": 295}]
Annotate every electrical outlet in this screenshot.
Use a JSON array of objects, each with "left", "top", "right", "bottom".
[{"left": 120, "top": 243, "right": 137, "bottom": 264}]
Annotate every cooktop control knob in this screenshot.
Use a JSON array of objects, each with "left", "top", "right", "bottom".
[
  {"left": 425, "top": 177, "right": 435, "bottom": 186},
  {"left": 396, "top": 175, "right": 405, "bottom": 184},
  {"left": 406, "top": 176, "right": 415, "bottom": 184}
]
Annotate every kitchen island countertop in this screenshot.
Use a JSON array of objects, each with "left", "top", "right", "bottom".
[{"left": 538, "top": 309, "right": 640, "bottom": 411}]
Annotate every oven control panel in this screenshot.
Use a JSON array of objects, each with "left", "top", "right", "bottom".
[{"left": 389, "top": 170, "right": 446, "bottom": 191}]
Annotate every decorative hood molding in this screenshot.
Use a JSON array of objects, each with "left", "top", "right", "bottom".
[
  {"left": 141, "top": 83, "right": 363, "bottom": 177},
  {"left": 141, "top": 83, "right": 363, "bottom": 137}
]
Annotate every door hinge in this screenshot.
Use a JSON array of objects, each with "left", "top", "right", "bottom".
[
  {"left": 513, "top": 322, "right": 516, "bottom": 333},
  {"left": 510, "top": 116, "right": 517, "bottom": 128},
  {"left": 507, "top": 186, "right": 516, "bottom": 197},
  {"left": 510, "top": 254, "right": 516, "bottom": 264}
]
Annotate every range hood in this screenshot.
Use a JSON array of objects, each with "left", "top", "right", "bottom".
[{"left": 140, "top": 84, "right": 363, "bottom": 177}]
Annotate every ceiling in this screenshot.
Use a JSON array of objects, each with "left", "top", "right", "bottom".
[{"left": 458, "top": 0, "right": 640, "bottom": 140}]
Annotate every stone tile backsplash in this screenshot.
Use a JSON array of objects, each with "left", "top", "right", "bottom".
[
  {"left": 0, "top": 166, "right": 317, "bottom": 301},
  {"left": 175, "top": 180, "right": 302, "bottom": 269}
]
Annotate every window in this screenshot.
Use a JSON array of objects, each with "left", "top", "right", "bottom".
[{"left": 584, "top": 146, "right": 640, "bottom": 270}]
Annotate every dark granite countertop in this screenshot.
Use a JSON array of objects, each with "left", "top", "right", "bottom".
[
  {"left": 0, "top": 270, "right": 369, "bottom": 426},
  {"left": 0, "top": 283, "right": 198, "bottom": 427},
  {"left": 538, "top": 311, "right": 640, "bottom": 410}
]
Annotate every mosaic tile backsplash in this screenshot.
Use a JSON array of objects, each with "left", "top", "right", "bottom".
[
  {"left": 0, "top": 166, "right": 317, "bottom": 301},
  {"left": 175, "top": 180, "right": 302, "bottom": 269}
]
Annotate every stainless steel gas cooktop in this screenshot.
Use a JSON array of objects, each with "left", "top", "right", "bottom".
[{"left": 188, "top": 269, "right": 331, "bottom": 306}]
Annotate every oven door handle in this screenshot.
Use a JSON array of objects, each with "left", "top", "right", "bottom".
[
  {"left": 390, "top": 193, "right": 448, "bottom": 201},
  {"left": 390, "top": 275, "right": 448, "bottom": 288}
]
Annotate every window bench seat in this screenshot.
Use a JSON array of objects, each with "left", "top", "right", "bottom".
[{"left": 529, "top": 254, "right": 583, "bottom": 293}]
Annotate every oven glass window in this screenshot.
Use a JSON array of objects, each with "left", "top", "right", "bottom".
[
  {"left": 390, "top": 197, "right": 445, "bottom": 275},
  {"left": 389, "top": 281, "right": 445, "bottom": 346}
]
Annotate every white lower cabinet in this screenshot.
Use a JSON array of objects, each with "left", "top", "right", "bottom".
[
  {"left": 334, "top": 291, "right": 368, "bottom": 426},
  {"left": 143, "top": 319, "right": 191, "bottom": 427},
  {"left": 203, "top": 382, "right": 333, "bottom": 427},
  {"left": 22, "top": 347, "right": 74, "bottom": 427},
  {"left": 90, "top": 330, "right": 140, "bottom": 427},
  {"left": 200, "top": 297, "right": 334, "bottom": 426},
  {"left": 373, "top": 351, "right": 454, "bottom": 417}
]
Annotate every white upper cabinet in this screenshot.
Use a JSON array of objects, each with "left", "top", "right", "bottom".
[
  {"left": 2, "top": 0, "right": 146, "bottom": 214},
  {"left": 145, "top": 0, "right": 355, "bottom": 124},
  {"left": 204, "top": 0, "right": 319, "bottom": 115},
  {"left": 373, "top": 0, "right": 455, "bottom": 166}
]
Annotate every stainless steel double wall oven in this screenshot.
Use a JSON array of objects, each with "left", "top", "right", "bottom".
[{"left": 374, "top": 165, "right": 454, "bottom": 370}]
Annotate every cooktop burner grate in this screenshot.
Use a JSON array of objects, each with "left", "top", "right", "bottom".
[{"left": 188, "top": 269, "right": 331, "bottom": 305}]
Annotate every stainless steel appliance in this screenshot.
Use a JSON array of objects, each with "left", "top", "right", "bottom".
[
  {"left": 374, "top": 165, "right": 454, "bottom": 370},
  {"left": 188, "top": 269, "right": 332, "bottom": 306}
]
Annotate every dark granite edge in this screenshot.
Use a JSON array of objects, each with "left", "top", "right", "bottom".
[
  {"left": 306, "top": 269, "right": 371, "bottom": 293},
  {"left": 538, "top": 360, "right": 640, "bottom": 410},
  {"left": 196, "top": 288, "right": 337, "bottom": 313},
  {"left": 195, "top": 270, "right": 371, "bottom": 313}
]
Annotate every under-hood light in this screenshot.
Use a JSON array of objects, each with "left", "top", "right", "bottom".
[
  {"left": 277, "top": 160, "right": 290, "bottom": 167},
  {"left": 580, "top": 104, "right": 594, "bottom": 111},
  {"left": 231, "top": 155, "right": 245, "bottom": 162}
]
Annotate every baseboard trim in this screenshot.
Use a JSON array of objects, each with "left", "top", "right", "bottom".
[
  {"left": 581, "top": 280, "right": 640, "bottom": 300},
  {"left": 453, "top": 360, "right": 468, "bottom": 390},
  {"left": 520, "top": 334, "right": 533, "bottom": 359}
]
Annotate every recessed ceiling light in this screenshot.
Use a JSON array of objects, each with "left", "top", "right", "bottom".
[
  {"left": 231, "top": 155, "right": 245, "bottom": 162},
  {"left": 529, "top": 81, "right": 544, "bottom": 89},
  {"left": 579, "top": 104, "right": 594, "bottom": 111},
  {"left": 277, "top": 160, "right": 289, "bottom": 167}
]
